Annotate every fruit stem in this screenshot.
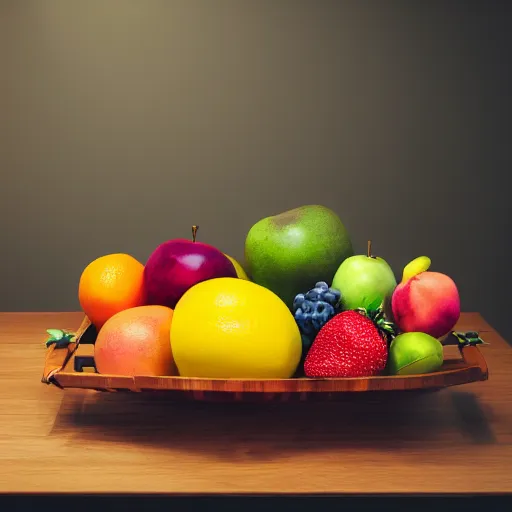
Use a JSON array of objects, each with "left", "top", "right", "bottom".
[
  {"left": 192, "top": 225, "right": 198, "bottom": 242},
  {"left": 367, "top": 240, "right": 375, "bottom": 259}
]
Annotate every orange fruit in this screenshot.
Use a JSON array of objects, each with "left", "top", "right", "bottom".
[
  {"left": 78, "top": 253, "right": 145, "bottom": 331},
  {"left": 94, "top": 305, "right": 176, "bottom": 376}
]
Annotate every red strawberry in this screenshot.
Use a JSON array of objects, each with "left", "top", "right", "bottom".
[{"left": 304, "top": 309, "right": 395, "bottom": 378}]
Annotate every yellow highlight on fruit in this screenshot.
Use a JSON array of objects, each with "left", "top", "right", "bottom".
[
  {"left": 401, "top": 256, "right": 431, "bottom": 284},
  {"left": 170, "top": 277, "right": 302, "bottom": 379},
  {"left": 223, "top": 253, "right": 250, "bottom": 280}
]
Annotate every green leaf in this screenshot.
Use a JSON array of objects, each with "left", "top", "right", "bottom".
[
  {"left": 451, "top": 331, "right": 488, "bottom": 347},
  {"left": 356, "top": 307, "right": 398, "bottom": 344},
  {"left": 46, "top": 329, "right": 64, "bottom": 340},
  {"left": 44, "top": 329, "right": 76, "bottom": 348},
  {"left": 366, "top": 297, "right": 383, "bottom": 312}
]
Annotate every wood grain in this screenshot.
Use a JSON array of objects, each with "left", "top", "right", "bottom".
[{"left": 0, "top": 312, "right": 511, "bottom": 494}]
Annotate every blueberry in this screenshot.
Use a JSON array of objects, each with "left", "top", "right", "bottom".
[
  {"left": 292, "top": 293, "right": 306, "bottom": 312},
  {"left": 329, "top": 287, "right": 341, "bottom": 300},
  {"left": 311, "top": 301, "right": 335, "bottom": 331},
  {"left": 294, "top": 307, "right": 313, "bottom": 335},
  {"left": 319, "top": 287, "right": 341, "bottom": 308},
  {"left": 293, "top": 284, "right": 343, "bottom": 357},
  {"left": 322, "top": 291, "right": 335, "bottom": 303},
  {"left": 305, "top": 289, "right": 322, "bottom": 302},
  {"left": 302, "top": 300, "right": 314, "bottom": 314}
]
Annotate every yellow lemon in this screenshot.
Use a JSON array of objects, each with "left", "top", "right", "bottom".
[
  {"left": 170, "top": 277, "right": 302, "bottom": 378},
  {"left": 223, "top": 253, "right": 250, "bottom": 280}
]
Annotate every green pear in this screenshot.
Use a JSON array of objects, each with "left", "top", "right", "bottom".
[
  {"left": 244, "top": 205, "right": 354, "bottom": 309},
  {"left": 331, "top": 241, "right": 397, "bottom": 311}
]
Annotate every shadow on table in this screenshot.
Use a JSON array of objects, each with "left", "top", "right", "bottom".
[{"left": 49, "top": 387, "right": 496, "bottom": 460}]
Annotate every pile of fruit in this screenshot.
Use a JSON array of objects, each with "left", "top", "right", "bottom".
[{"left": 49, "top": 204, "right": 473, "bottom": 380}]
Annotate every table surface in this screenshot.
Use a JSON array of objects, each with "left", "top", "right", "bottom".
[{"left": 0, "top": 312, "right": 511, "bottom": 495}]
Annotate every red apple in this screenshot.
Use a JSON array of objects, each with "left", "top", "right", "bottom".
[
  {"left": 143, "top": 226, "right": 237, "bottom": 309},
  {"left": 391, "top": 256, "right": 460, "bottom": 339}
]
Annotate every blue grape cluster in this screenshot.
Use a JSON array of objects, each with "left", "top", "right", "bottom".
[{"left": 293, "top": 282, "right": 342, "bottom": 352}]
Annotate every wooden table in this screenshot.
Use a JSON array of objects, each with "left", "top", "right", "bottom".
[{"left": 0, "top": 312, "right": 511, "bottom": 496}]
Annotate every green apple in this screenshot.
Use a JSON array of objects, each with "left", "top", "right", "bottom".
[
  {"left": 244, "top": 205, "right": 354, "bottom": 309},
  {"left": 331, "top": 241, "right": 397, "bottom": 311},
  {"left": 387, "top": 332, "right": 444, "bottom": 375}
]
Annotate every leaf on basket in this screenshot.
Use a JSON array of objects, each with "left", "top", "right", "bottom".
[
  {"left": 450, "top": 331, "right": 489, "bottom": 348},
  {"left": 44, "top": 329, "right": 77, "bottom": 349}
]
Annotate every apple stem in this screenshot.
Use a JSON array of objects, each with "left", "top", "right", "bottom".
[
  {"left": 192, "top": 225, "right": 198, "bottom": 242},
  {"left": 367, "top": 240, "right": 372, "bottom": 258}
]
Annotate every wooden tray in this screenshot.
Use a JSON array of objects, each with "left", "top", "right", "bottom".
[{"left": 41, "top": 315, "right": 489, "bottom": 402}]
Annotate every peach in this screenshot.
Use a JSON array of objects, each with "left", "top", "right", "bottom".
[
  {"left": 94, "top": 305, "right": 177, "bottom": 376},
  {"left": 391, "top": 256, "right": 460, "bottom": 339}
]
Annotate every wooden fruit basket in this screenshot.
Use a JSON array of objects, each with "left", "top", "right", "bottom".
[{"left": 41, "top": 315, "right": 489, "bottom": 402}]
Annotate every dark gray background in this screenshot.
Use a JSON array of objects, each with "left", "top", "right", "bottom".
[{"left": 1, "top": 0, "right": 511, "bottom": 343}]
